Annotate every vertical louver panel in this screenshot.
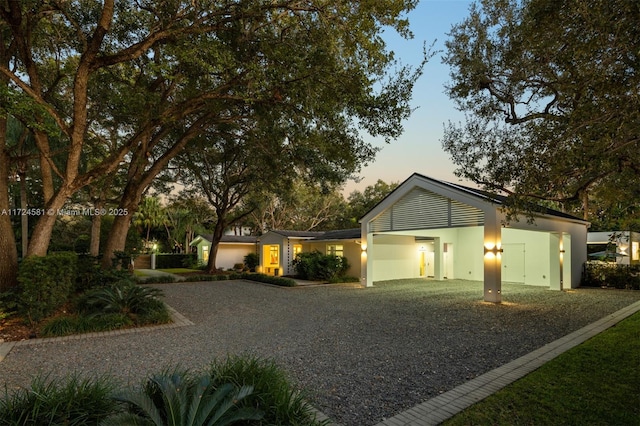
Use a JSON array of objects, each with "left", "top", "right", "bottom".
[{"left": 370, "top": 187, "right": 485, "bottom": 232}]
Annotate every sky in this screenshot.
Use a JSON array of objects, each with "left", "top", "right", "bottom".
[{"left": 343, "top": 0, "right": 474, "bottom": 194}]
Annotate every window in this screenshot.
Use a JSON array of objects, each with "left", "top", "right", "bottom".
[
  {"left": 633, "top": 242, "right": 639, "bottom": 261},
  {"left": 269, "top": 245, "right": 279, "bottom": 265},
  {"left": 202, "top": 246, "right": 209, "bottom": 263},
  {"left": 327, "top": 244, "right": 344, "bottom": 257},
  {"left": 293, "top": 244, "right": 302, "bottom": 256}
]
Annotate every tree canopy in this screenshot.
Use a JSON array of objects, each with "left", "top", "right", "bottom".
[
  {"left": 0, "top": 0, "right": 427, "bottom": 281},
  {"left": 442, "top": 0, "right": 640, "bottom": 226}
]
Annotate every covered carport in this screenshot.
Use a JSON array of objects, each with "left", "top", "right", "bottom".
[{"left": 359, "top": 173, "right": 589, "bottom": 303}]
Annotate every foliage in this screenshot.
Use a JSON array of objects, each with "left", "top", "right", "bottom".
[
  {"left": 442, "top": 0, "right": 640, "bottom": 222},
  {"left": 250, "top": 182, "right": 349, "bottom": 233},
  {"left": 444, "top": 311, "right": 640, "bottom": 425},
  {"left": 17, "top": 252, "right": 78, "bottom": 324},
  {"left": 78, "top": 282, "right": 170, "bottom": 324},
  {"left": 241, "top": 273, "right": 297, "bottom": 287},
  {"left": 40, "top": 313, "right": 134, "bottom": 338},
  {"left": 581, "top": 263, "right": 640, "bottom": 290},
  {"left": 342, "top": 180, "right": 400, "bottom": 227},
  {"left": 243, "top": 253, "right": 259, "bottom": 272},
  {"left": 106, "top": 370, "right": 263, "bottom": 426},
  {"left": 155, "top": 254, "right": 198, "bottom": 269},
  {"left": 76, "top": 254, "right": 135, "bottom": 292},
  {"left": 293, "top": 251, "right": 350, "bottom": 282},
  {"left": 2, "top": 0, "right": 426, "bottom": 265},
  {"left": 138, "top": 275, "right": 178, "bottom": 284},
  {"left": 208, "top": 355, "right": 329, "bottom": 426},
  {"left": 0, "top": 374, "right": 118, "bottom": 426},
  {"left": 135, "top": 197, "right": 166, "bottom": 250}
]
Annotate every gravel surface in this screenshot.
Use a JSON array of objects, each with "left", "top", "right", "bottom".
[{"left": 1, "top": 279, "right": 639, "bottom": 426}]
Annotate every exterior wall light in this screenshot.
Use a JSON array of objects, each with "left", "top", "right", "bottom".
[
  {"left": 484, "top": 245, "right": 503, "bottom": 255},
  {"left": 361, "top": 243, "right": 367, "bottom": 252}
]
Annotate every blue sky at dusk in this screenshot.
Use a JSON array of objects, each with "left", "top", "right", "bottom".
[{"left": 345, "top": 0, "right": 474, "bottom": 193}]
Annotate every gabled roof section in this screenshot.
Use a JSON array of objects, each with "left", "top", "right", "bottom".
[{"left": 360, "top": 172, "right": 587, "bottom": 225}]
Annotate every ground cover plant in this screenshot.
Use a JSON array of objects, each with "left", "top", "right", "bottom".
[
  {"left": 1, "top": 254, "right": 171, "bottom": 340},
  {"left": 0, "top": 356, "right": 328, "bottom": 426},
  {"left": 443, "top": 311, "right": 640, "bottom": 425}
]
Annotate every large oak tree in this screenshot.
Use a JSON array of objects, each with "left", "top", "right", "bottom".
[
  {"left": 442, "top": 0, "right": 640, "bottom": 224},
  {"left": 1, "top": 0, "right": 426, "bottom": 281}
]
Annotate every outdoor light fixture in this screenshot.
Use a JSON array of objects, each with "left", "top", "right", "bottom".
[
  {"left": 484, "top": 245, "right": 503, "bottom": 255},
  {"left": 361, "top": 243, "right": 367, "bottom": 252}
]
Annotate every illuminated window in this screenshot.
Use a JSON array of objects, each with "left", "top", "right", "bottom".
[
  {"left": 633, "top": 242, "right": 639, "bottom": 261},
  {"left": 293, "top": 244, "right": 302, "bottom": 256},
  {"left": 327, "top": 244, "right": 344, "bottom": 257},
  {"left": 202, "top": 246, "right": 209, "bottom": 262},
  {"left": 269, "top": 245, "right": 279, "bottom": 265}
]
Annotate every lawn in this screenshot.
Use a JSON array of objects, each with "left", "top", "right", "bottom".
[{"left": 443, "top": 311, "right": 640, "bottom": 425}]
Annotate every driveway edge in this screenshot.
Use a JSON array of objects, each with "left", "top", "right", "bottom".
[{"left": 375, "top": 299, "right": 640, "bottom": 426}]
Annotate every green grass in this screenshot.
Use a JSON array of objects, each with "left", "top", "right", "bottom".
[{"left": 443, "top": 311, "right": 640, "bottom": 426}]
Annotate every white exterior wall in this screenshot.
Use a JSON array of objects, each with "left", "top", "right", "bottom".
[
  {"left": 371, "top": 235, "right": 418, "bottom": 281},
  {"left": 502, "top": 228, "right": 552, "bottom": 286},
  {"left": 503, "top": 217, "right": 587, "bottom": 289},
  {"left": 216, "top": 244, "right": 256, "bottom": 270}
]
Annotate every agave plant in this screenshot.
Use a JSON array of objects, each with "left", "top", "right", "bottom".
[{"left": 103, "top": 371, "right": 263, "bottom": 426}]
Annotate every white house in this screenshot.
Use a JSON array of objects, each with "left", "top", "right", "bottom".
[
  {"left": 257, "top": 229, "right": 362, "bottom": 277},
  {"left": 588, "top": 231, "right": 640, "bottom": 265},
  {"left": 189, "top": 234, "right": 257, "bottom": 270},
  {"left": 257, "top": 230, "right": 325, "bottom": 276},
  {"left": 360, "top": 173, "right": 590, "bottom": 302}
]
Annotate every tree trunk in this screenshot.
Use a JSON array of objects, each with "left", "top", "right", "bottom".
[
  {"left": 101, "top": 212, "right": 133, "bottom": 269},
  {"left": 101, "top": 182, "right": 141, "bottom": 269},
  {"left": 205, "top": 218, "right": 226, "bottom": 273},
  {"left": 0, "top": 116, "right": 18, "bottom": 290},
  {"left": 89, "top": 201, "right": 103, "bottom": 256},
  {"left": 26, "top": 188, "right": 72, "bottom": 256}
]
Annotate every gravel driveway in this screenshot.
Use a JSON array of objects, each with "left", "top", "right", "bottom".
[{"left": 1, "top": 279, "right": 639, "bottom": 426}]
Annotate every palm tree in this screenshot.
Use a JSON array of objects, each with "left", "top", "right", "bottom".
[{"left": 134, "top": 196, "right": 165, "bottom": 251}]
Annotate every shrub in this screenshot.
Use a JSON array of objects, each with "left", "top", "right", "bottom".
[
  {"left": 17, "top": 252, "right": 78, "bottom": 324},
  {"left": 105, "top": 369, "right": 263, "bottom": 426},
  {"left": 155, "top": 253, "right": 197, "bottom": 269},
  {"left": 0, "top": 374, "right": 117, "bottom": 425},
  {"left": 241, "top": 273, "right": 296, "bottom": 287},
  {"left": 244, "top": 252, "right": 259, "bottom": 272},
  {"left": 582, "top": 262, "right": 640, "bottom": 290},
  {"left": 137, "top": 275, "right": 177, "bottom": 284},
  {"left": 209, "top": 355, "right": 329, "bottom": 426},
  {"left": 78, "top": 283, "right": 170, "bottom": 325},
  {"left": 76, "top": 255, "right": 135, "bottom": 291},
  {"left": 39, "top": 313, "right": 134, "bottom": 337},
  {"left": 293, "top": 251, "right": 349, "bottom": 281}
]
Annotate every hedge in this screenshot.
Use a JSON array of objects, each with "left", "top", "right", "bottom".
[
  {"left": 17, "top": 252, "right": 78, "bottom": 323},
  {"left": 155, "top": 253, "right": 197, "bottom": 269},
  {"left": 582, "top": 262, "right": 640, "bottom": 290}
]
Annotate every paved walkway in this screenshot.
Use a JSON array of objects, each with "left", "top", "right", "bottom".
[{"left": 374, "top": 299, "right": 640, "bottom": 426}]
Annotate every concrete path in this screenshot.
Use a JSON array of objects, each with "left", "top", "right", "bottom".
[{"left": 374, "top": 299, "right": 640, "bottom": 426}]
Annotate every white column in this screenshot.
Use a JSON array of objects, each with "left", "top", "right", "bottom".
[
  {"left": 361, "top": 225, "right": 374, "bottom": 287},
  {"left": 549, "top": 233, "right": 562, "bottom": 291},
  {"left": 483, "top": 211, "right": 502, "bottom": 303},
  {"left": 434, "top": 237, "right": 444, "bottom": 280}
]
